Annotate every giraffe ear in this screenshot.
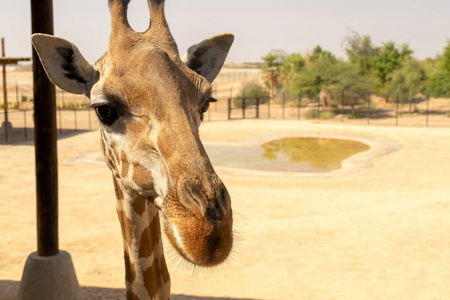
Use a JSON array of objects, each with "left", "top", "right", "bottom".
[
  {"left": 182, "top": 33, "right": 234, "bottom": 83},
  {"left": 31, "top": 33, "right": 97, "bottom": 95}
]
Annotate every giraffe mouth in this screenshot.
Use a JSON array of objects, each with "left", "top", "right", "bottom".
[{"left": 160, "top": 201, "right": 233, "bottom": 267}]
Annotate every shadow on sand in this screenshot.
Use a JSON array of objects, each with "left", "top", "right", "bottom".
[
  {"left": 0, "top": 280, "right": 264, "bottom": 300},
  {"left": 0, "top": 128, "right": 92, "bottom": 146}
]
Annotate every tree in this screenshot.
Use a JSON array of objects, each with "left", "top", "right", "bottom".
[
  {"left": 280, "top": 53, "right": 305, "bottom": 97},
  {"left": 309, "top": 45, "right": 336, "bottom": 63},
  {"left": 424, "top": 41, "right": 450, "bottom": 98},
  {"left": 293, "top": 53, "right": 338, "bottom": 99},
  {"left": 373, "top": 42, "right": 413, "bottom": 100},
  {"left": 388, "top": 57, "right": 425, "bottom": 112},
  {"left": 439, "top": 40, "right": 450, "bottom": 72},
  {"left": 261, "top": 50, "right": 288, "bottom": 98},
  {"left": 343, "top": 32, "right": 380, "bottom": 75}
]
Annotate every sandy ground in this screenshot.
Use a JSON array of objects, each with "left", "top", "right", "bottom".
[{"left": 1, "top": 119, "right": 450, "bottom": 300}]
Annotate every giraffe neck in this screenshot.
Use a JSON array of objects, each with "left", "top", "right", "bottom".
[{"left": 113, "top": 177, "right": 171, "bottom": 300}]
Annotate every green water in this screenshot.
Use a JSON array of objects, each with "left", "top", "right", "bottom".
[
  {"left": 261, "top": 137, "right": 370, "bottom": 172},
  {"left": 205, "top": 137, "right": 370, "bottom": 173}
]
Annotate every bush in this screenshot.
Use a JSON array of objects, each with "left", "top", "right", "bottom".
[
  {"left": 347, "top": 112, "right": 366, "bottom": 119},
  {"left": 234, "top": 80, "right": 269, "bottom": 108},
  {"left": 305, "top": 110, "right": 336, "bottom": 120}
]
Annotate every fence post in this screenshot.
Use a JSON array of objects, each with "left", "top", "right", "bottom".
[
  {"left": 255, "top": 91, "right": 260, "bottom": 119},
  {"left": 227, "top": 98, "right": 231, "bottom": 120},
  {"left": 282, "top": 91, "right": 286, "bottom": 119},
  {"left": 74, "top": 108, "right": 77, "bottom": 131},
  {"left": 16, "top": 81, "right": 19, "bottom": 109},
  {"left": 341, "top": 88, "right": 344, "bottom": 123},
  {"left": 395, "top": 89, "right": 399, "bottom": 126},
  {"left": 317, "top": 88, "right": 321, "bottom": 120},
  {"left": 24, "top": 109, "right": 27, "bottom": 140},
  {"left": 88, "top": 107, "right": 91, "bottom": 130},
  {"left": 58, "top": 106, "right": 62, "bottom": 134},
  {"left": 242, "top": 88, "right": 245, "bottom": 119},
  {"left": 297, "top": 91, "right": 301, "bottom": 120},
  {"left": 2, "top": 38, "right": 9, "bottom": 143},
  {"left": 367, "top": 89, "right": 371, "bottom": 125},
  {"left": 426, "top": 91, "right": 430, "bottom": 127}
]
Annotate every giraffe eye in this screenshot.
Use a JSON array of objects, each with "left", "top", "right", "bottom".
[{"left": 95, "top": 105, "right": 120, "bottom": 126}]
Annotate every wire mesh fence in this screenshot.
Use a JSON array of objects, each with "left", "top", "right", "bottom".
[{"left": 2, "top": 70, "right": 450, "bottom": 144}]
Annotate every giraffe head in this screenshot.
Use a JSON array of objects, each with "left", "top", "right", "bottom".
[{"left": 31, "top": 0, "right": 233, "bottom": 267}]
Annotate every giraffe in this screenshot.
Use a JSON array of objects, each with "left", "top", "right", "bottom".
[{"left": 31, "top": 0, "right": 234, "bottom": 299}]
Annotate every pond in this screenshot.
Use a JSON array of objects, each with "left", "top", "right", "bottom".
[{"left": 205, "top": 137, "right": 370, "bottom": 173}]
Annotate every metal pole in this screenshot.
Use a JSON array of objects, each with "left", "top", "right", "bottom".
[
  {"left": 227, "top": 98, "right": 231, "bottom": 120},
  {"left": 426, "top": 92, "right": 430, "bottom": 127},
  {"left": 255, "top": 90, "right": 259, "bottom": 119},
  {"left": 24, "top": 109, "right": 27, "bottom": 140},
  {"left": 317, "top": 88, "right": 321, "bottom": 120},
  {"left": 74, "top": 108, "right": 77, "bottom": 131},
  {"left": 58, "top": 106, "right": 62, "bottom": 134},
  {"left": 16, "top": 81, "right": 19, "bottom": 109},
  {"left": 396, "top": 89, "right": 399, "bottom": 126},
  {"left": 2, "top": 38, "right": 9, "bottom": 143},
  {"left": 88, "top": 106, "right": 91, "bottom": 130},
  {"left": 367, "top": 89, "right": 371, "bottom": 125},
  {"left": 31, "top": 0, "right": 59, "bottom": 256},
  {"left": 242, "top": 88, "right": 245, "bottom": 119},
  {"left": 341, "top": 88, "right": 344, "bottom": 123}
]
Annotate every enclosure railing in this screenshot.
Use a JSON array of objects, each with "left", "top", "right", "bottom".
[{"left": 2, "top": 84, "right": 450, "bottom": 144}]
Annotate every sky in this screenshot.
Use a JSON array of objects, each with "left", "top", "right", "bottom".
[{"left": 1, "top": 0, "right": 450, "bottom": 64}]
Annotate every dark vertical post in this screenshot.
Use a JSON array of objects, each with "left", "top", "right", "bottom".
[
  {"left": 242, "top": 88, "right": 245, "bottom": 119},
  {"left": 88, "top": 106, "right": 91, "bottom": 130},
  {"left": 255, "top": 91, "right": 259, "bottom": 119},
  {"left": 367, "top": 89, "right": 371, "bottom": 125},
  {"left": 317, "top": 88, "right": 321, "bottom": 120},
  {"left": 31, "top": 0, "right": 59, "bottom": 256},
  {"left": 227, "top": 98, "right": 231, "bottom": 120},
  {"left": 16, "top": 81, "right": 19, "bottom": 109},
  {"left": 340, "top": 88, "right": 344, "bottom": 123},
  {"left": 282, "top": 91, "right": 286, "bottom": 119},
  {"left": 58, "top": 107, "right": 62, "bottom": 134},
  {"left": 426, "top": 92, "right": 430, "bottom": 127},
  {"left": 24, "top": 109, "right": 27, "bottom": 140},
  {"left": 74, "top": 108, "right": 77, "bottom": 131},
  {"left": 395, "top": 89, "right": 399, "bottom": 126},
  {"left": 2, "top": 38, "right": 9, "bottom": 143},
  {"left": 297, "top": 91, "right": 301, "bottom": 120}
]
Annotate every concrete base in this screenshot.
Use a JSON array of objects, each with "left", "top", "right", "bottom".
[
  {"left": 1, "top": 121, "right": 13, "bottom": 130},
  {"left": 18, "top": 251, "right": 82, "bottom": 300}
]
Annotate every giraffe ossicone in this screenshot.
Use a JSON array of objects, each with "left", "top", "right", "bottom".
[{"left": 31, "top": 0, "right": 234, "bottom": 299}]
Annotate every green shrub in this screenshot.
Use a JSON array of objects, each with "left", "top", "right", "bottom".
[
  {"left": 234, "top": 80, "right": 269, "bottom": 108},
  {"left": 305, "top": 110, "right": 336, "bottom": 120},
  {"left": 347, "top": 112, "right": 366, "bottom": 119}
]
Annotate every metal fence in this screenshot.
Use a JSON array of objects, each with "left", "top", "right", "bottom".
[
  {"left": 205, "top": 88, "right": 450, "bottom": 128},
  {"left": 2, "top": 82, "right": 450, "bottom": 144}
]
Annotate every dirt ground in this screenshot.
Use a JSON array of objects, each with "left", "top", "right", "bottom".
[{"left": 1, "top": 119, "right": 450, "bottom": 300}]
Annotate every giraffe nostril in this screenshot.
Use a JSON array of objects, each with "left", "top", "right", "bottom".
[{"left": 180, "top": 180, "right": 206, "bottom": 219}]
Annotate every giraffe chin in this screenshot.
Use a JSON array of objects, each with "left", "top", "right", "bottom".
[{"left": 161, "top": 207, "right": 233, "bottom": 267}]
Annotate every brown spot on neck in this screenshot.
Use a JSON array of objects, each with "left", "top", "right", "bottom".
[
  {"left": 143, "top": 252, "right": 170, "bottom": 299},
  {"left": 139, "top": 213, "right": 161, "bottom": 258},
  {"left": 133, "top": 195, "right": 147, "bottom": 216}
]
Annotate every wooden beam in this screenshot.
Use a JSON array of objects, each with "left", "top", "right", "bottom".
[
  {"left": 0, "top": 58, "right": 31, "bottom": 65},
  {"left": 31, "top": 0, "right": 59, "bottom": 257},
  {"left": 2, "top": 38, "right": 8, "bottom": 143}
]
